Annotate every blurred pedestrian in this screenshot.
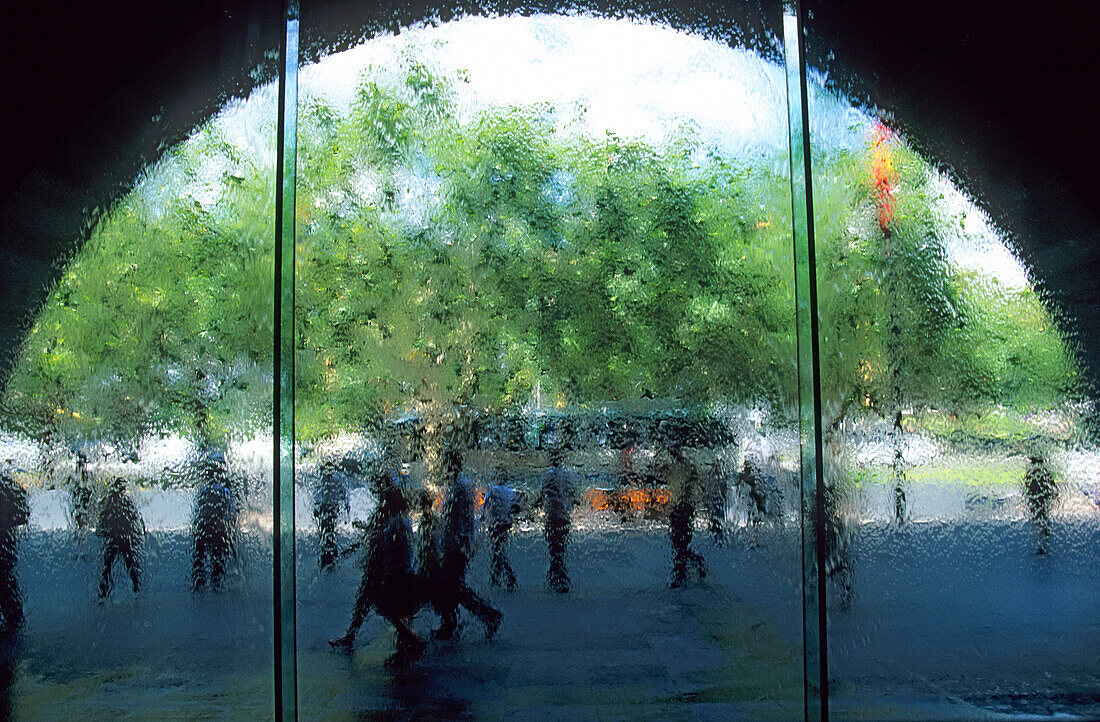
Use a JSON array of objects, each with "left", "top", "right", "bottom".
[
  {"left": 97, "top": 477, "right": 143, "bottom": 599},
  {"left": 541, "top": 447, "right": 573, "bottom": 593},
  {"left": 1024, "top": 451, "right": 1058, "bottom": 555},
  {"left": 704, "top": 458, "right": 729, "bottom": 545},
  {"left": 313, "top": 460, "right": 350, "bottom": 572},
  {"left": 330, "top": 483, "right": 426, "bottom": 666},
  {"left": 70, "top": 450, "right": 94, "bottom": 531},
  {"left": 484, "top": 467, "right": 518, "bottom": 590},
  {"left": 415, "top": 487, "right": 441, "bottom": 592},
  {"left": 738, "top": 450, "right": 769, "bottom": 549},
  {"left": 191, "top": 449, "right": 237, "bottom": 591},
  {"left": 667, "top": 443, "right": 706, "bottom": 588},
  {"left": 819, "top": 480, "right": 853, "bottom": 609},
  {"left": 0, "top": 473, "right": 28, "bottom": 634},
  {"left": 740, "top": 454, "right": 768, "bottom": 525},
  {"left": 430, "top": 449, "right": 501, "bottom": 640}
]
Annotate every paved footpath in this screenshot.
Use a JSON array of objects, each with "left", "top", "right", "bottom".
[
  {"left": 296, "top": 525, "right": 805, "bottom": 721},
  {"left": 5, "top": 514, "right": 1098, "bottom": 719}
]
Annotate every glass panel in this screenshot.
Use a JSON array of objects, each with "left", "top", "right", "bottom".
[
  {"left": 781, "top": 7, "right": 825, "bottom": 718},
  {"left": 294, "top": 4, "right": 809, "bottom": 718},
  {"left": 0, "top": 15, "right": 280, "bottom": 719},
  {"left": 804, "top": 11, "right": 1100, "bottom": 720},
  {"left": 276, "top": 7, "right": 302, "bottom": 718}
]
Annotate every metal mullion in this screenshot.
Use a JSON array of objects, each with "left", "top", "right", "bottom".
[
  {"left": 273, "top": 1, "right": 300, "bottom": 718},
  {"left": 782, "top": 3, "right": 827, "bottom": 719}
]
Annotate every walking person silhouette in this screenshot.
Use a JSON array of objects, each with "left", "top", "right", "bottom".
[
  {"left": 191, "top": 448, "right": 237, "bottom": 591},
  {"left": 430, "top": 449, "right": 501, "bottom": 640},
  {"left": 0, "top": 473, "right": 28, "bottom": 633},
  {"left": 667, "top": 442, "right": 706, "bottom": 588},
  {"left": 314, "top": 459, "right": 350, "bottom": 572},
  {"left": 1024, "top": 450, "right": 1058, "bottom": 555},
  {"left": 330, "top": 481, "right": 427, "bottom": 666},
  {"left": 541, "top": 447, "right": 573, "bottom": 593},
  {"left": 484, "top": 466, "right": 518, "bottom": 590}
]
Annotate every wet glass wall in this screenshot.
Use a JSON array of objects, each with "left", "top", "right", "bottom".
[
  {"left": 292, "top": 4, "right": 809, "bottom": 718},
  {"left": 802, "top": 9, "right": 1100, "bottom": 720},
  {"left": 1, "top": 2, "right": 1097, "bottom": 719},
  {"left": 0, "top": 13, "right": 280, "bottom": 718}
]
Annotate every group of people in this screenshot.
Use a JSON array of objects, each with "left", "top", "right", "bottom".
[
  {"left": 80, "top": 447, "right": 241, "bottom": 600},
  {"left": 318, "top": 443, "right": 783, "bottom": 666},
  {"left": 0, "top": 435, "right": 784, "bottom": 648},
  {"left": 4, "top": 433, "right": 1060, "bottom": 661},
  {"left": 328, "top": 449, "right": 502, "bottom": 666},
  {"left": 0, "top": 446, "right": 243, "bottom": 636}
]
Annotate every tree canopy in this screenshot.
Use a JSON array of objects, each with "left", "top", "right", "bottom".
[
  {"left": 292, "top": 57, "right": 797, "bottom": 438},
  {"left": 0, "top": 47, "right": 1081, "bottom": 448},
  {"left": 811, "top": 128, "right": 1080, "bottom": 435}
]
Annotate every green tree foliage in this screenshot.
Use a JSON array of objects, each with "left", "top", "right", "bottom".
[
  {"left": 293, "top": 58, "right": 797, "bottom": 439},
  {"left": 0, "top": 52, "right": 1080, "bottom": 450},
  {"left": 3, "top": 112, "right": 276, "bottom": 446},
  {"left": 812, "top": 137, "right": 1080, "bottom": 437}
]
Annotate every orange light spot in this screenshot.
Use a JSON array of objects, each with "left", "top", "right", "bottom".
[
  {"left": 622, "top": 488, "right": 649, "bottom": 512},
  {"left": 869, "top": 119, "right": 898, "bottom": 234},
  {"left": 585, "top": 486, "right": 674, "bottom": 516},
  {"left": 584, "top": 488, "right": 611, "bottom": 510}
]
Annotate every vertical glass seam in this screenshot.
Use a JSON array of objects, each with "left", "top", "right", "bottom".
[
  {"left": 782, "top": 3, "right": 827, "bottom": 720},
  {"left": 274, "top": 1, "right": 300, "bottom": 719}
]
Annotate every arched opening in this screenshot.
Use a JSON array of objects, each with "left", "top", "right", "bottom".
[{"left": 0, "top": 4, "right": 1095, "bottom": 719}]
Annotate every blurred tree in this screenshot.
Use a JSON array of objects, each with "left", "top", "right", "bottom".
[
  {"left": 0, "top": 56, "right": 1079, "bottom": 469},
  {"left": 812, "top": 121, "right": 1079, "bottom": 516}
]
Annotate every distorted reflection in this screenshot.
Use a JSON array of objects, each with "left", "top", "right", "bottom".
[
  {"left": 0, "top": 36, "right": 276, "bottom": 709},
  {"left": 293, "top": 13, "right": 806, "bottom": 717},
  {"left": 0, "top": 5, "right": 1092, "bottom": 719}
]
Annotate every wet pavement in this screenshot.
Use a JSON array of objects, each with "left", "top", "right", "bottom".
[
  {"left": 296, "top": 526, "right": 805, "bottom": 721},
  {"left": 2, "top": 490, "right": 1098, "bottom": 719}
]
